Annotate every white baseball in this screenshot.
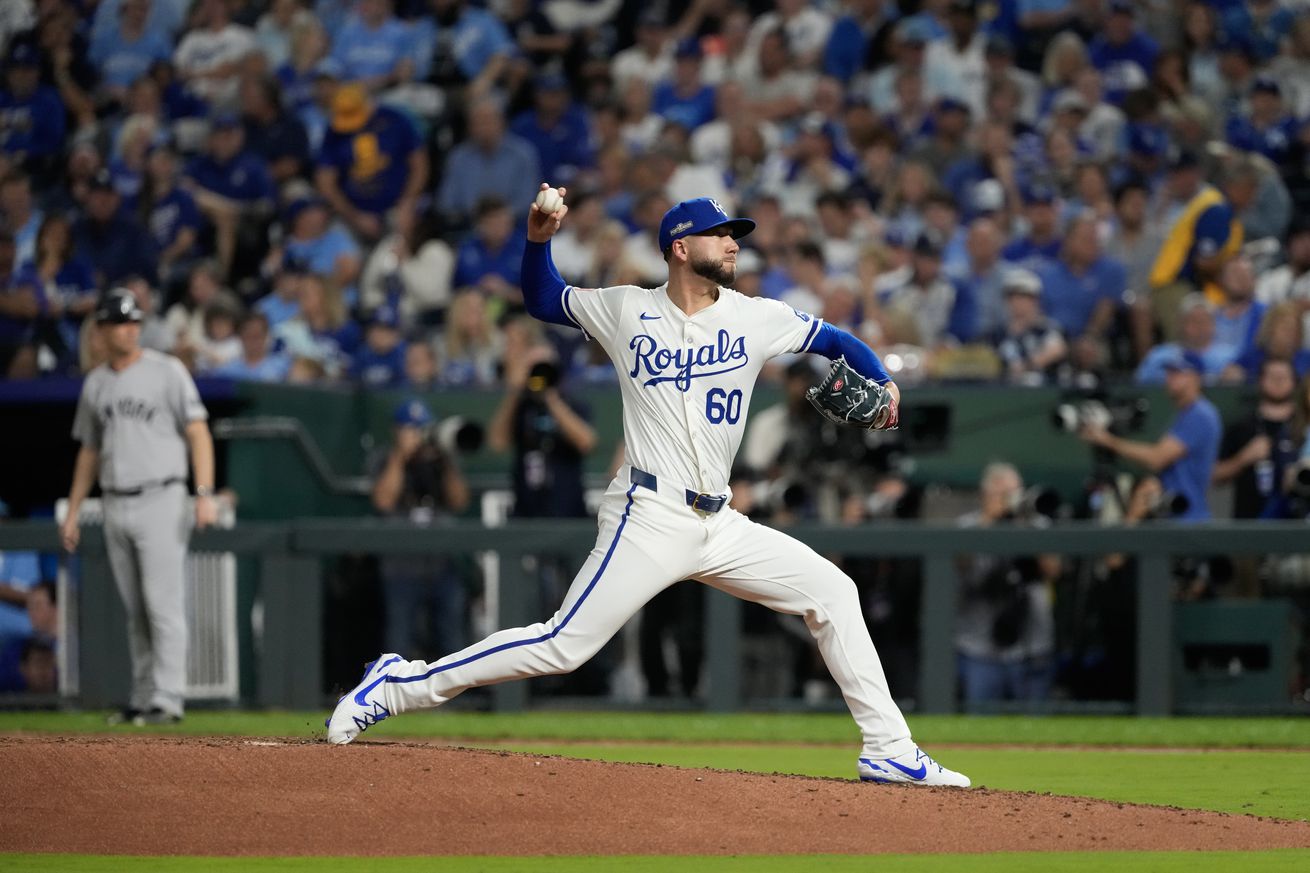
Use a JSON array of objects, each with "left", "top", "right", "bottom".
[{"left": 535, "top": 187, "right": 563, "bottom": 215}]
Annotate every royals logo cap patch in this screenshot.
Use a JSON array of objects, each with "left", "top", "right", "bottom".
[{"left": 658, "top": 198, "right": 756, "bottom": 252}]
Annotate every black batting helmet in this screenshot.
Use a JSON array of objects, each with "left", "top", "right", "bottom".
[{"left": 94, "top": 288, "right": 144, "bottom": 324}]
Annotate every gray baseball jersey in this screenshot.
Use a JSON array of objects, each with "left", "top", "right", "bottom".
[{"left": 72, "top": 350, "right": 208, "bottom": 489}]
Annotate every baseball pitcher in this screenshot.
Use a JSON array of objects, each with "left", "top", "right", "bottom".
[{"left": 328, "top": 189, "right": 970, "bottom": 787}]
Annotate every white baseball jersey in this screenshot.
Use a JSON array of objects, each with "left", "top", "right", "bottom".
[{"left": 561, "top": 282, "right": 824, "bottom": 494}]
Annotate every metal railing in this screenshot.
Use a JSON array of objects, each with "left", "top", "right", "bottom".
[{"left": 2, "top": 520, "right": 1306, "bottom": 714}]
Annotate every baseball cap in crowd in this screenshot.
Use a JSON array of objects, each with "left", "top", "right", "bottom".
[
  {"left": 1217, "top": 34, "right": 1257, "bottom": 62},
  {"left": 1251, "top": 75, "right": 1281, "bottom": 97},
  {"left": 89, "top": 168, "right": 116, "bottom": 192},
  {"left": 535, "top": 70, "right": 569, "bottom": 92},
  {"left": 1053, "top": 89, "right": 1090, "bottom": 115},
  {"left": 674, "top": 37, "right": 703, "bottom": 60},
  {"left": 658, "top": 197, "right": 755, "bottom": 252},
  {"left": 1002, "top": 268, "right": 1042, "bottom": 297},
  {"left": 985, "top": 34, "right": 1015, "bottom": 58},
  {"left": 1021, "top": 183, "right": 1057, "bottom": 206},
  {"left": 912, "top": 230, "right": 945, "bottom": 257},
  {"left": 1178, "top": 292, "right": 1212, "bottom": 315},
  {"left": 331, "top": 83, "right": 372, "bottom": 134},
  {"left": 1128, "top": 123, "right": 1168, "bottom": 158},
  {"left": 1108, "top": 0, "right": 1135, "bottom": 15},
  {"left": 1161, "top": 348, "right": 1206, "bottom": 375},
  {"left": 970, "top": 178, "right": 1006, "bottom": 214},
  {"left": 735, "top": 248, "right": 764, "bottom": 276},
  {"left": 937, "top": 96, "right": 971, "bottom": 116},
  {"left": 283, "top": 195, "right": 325, "bottom": 226},
  {"left": 6, "top": 42, "right": 40, "bottom": 68},
  {"left": 394, "top": 398, "right": 434, "bottom": 428},
  {"left": 281, "top": 252, "right": 310, "bottom": 275},
  {"left": 896, "top": 18, "right": 933, "bottom": 46},
  {"left": 209, "top": 111, "right": 242, "bottom": 131},
  {"left": 883, "top": 225, "right": 909, "bottom": 248},
  {"left": 1167, "top": 148, "right": 1201, "bottom": 172},
  {"left": 949, "top": 0, "right": 977, "bottom": 16},
  {"left": 312, "top": 58, "right": 343, "bottom": 80},
  {"left": 369, "top": 304, "right": 401, "bottom": 330},
  {"left": 94, "top": 289, "right": 144, "bottom": 324}
]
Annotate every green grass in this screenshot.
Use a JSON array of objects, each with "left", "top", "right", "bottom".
[
  {"left": 2, "top": 710, "right": 1308, "bottom": 748},
  {"left": 460, "top": 741, "right": 1310, "bottom": 820},
  {"left": 5, "top": 852, "right": 1310, "bottom": 873}
]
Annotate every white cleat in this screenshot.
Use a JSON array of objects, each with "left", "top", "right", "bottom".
[
  {"left": 325, "top": 654, "right": 403, "bottom": 745},
  {"left": 858, "top": 746, "right": 971, "bottom": 787}
]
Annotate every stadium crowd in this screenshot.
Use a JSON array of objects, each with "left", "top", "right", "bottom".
[{"left": 0, "top": 0, "right": 1309, "bottom": 392}]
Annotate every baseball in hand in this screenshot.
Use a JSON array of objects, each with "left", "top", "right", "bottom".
[{"left": 535, "top": 186, "right": 563, "bottom": 215}]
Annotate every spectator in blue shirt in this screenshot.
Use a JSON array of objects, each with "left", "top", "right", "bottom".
[
  {"left": 437, "top": 95, "right": 540, "bottom": 228},
  {"left": 255, "top": 256, "right": 306, "bottom": 329},
  {"left": 1038, "top": 212, "right": 1126, "bottom": 370},
  {"left": 0, "top": 44, "right": 67, "bottom": 180},
  {"left": 1003, "top": 185, "right": 1064, "bottom": 272},
  {"left": 351, "top": 302, "right": 407, "bottom": 386},
  {"left": 1136, "top": 294, "right": 1238, "bottom": 384},
  {"left": 316, "top": 83, "right": 428, "bottom": 242},
  {"left": 1088, "top": 1, "right": 1159, "bottom": 105},
  {"left": 1221, "top": 0, "right": 1294, "bottom": 63},
  {"left": 1212, "top": 256, "right": 1265, "bottom": 360},
  {"left": 329, "top": 0, "right": 416, "bottom": 93},
  {"left": 412, "top": 0, "right": 515, "bottom": 92},
  {"left": 0, "top": 169, "right": 42, "bottom": 267},
  {"left": 1225, "top": 76, "right": 1301, "bottom": 169},
  {"left": 947, "top": 216, "right": 1010, "bottom": 342},
  {"left": 73, "top": 172, "right": 158, "bottom": 289},
  {"left": 16, "top": 214, "right": 98, "bottom": 369},
  {"left": 823, "top": 0, "right": 896, "bottom": 85},
  {"left": 186, "top": 113, "right": 275, "bottom": 279},
  {"left": 453, "top": 196, "right": 526, "bottom": 301},
  {"left": 213, "top": 311, "right": 292, "bottom": 382},
  {"left": 511, "top": 72, "right": 595, "bottom": 187},
  {"left": 1081, "top": 348, "right": 1221, "bottom": 521},
  {"left": 92, "top": 0, "right": 185, "bottom": 68},
  {"left": 280, "top": 195, "right": 362, "bottom": 300},
  {"left": 651, "top": 40, "right": 717, "bottom": 133},
  {"left": 89, "top": 0, "right": 173, "bottom": 101},
  {"left": 131, "top": 141, "right": 201, "bottom": 293}
]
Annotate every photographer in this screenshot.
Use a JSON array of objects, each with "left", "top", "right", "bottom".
[
  {"left": 487, "top": 343, "right": 597, "bottom": 519},
  {"left": 372, "top": 399, "right": 473, "bottom": 656},
  {"left": 955, "top": 462, "right": 1062, "bottom": 705},
  {"left": 1079, "top": 350, "right": 1221, "bottom": 521},
  {"left": 1214, "top": 359, "right": 1300, "bottom": 520}
]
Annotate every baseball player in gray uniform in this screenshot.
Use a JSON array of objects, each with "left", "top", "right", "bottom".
[
  {"left": 62, "top": 289, "right": 217, "bottom": 725},
  {"left": 328, "top": 189, "right": 970, "bottom": 787}
]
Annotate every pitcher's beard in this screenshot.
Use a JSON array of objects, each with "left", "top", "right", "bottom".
[{"left": 690, "top": 254, "right": 736, "bottom": 287}]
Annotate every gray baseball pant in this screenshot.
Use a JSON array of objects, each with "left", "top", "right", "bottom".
[{"left": 103, "top": 483, "right": 191, "bottom": 717}]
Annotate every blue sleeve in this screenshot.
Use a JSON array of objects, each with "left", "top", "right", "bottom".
[
  {"left": 807, "top": 322, "right": 891, "bottom": 383},
  {"left": 823, "top": 18, "right": 863, "bottom": 82},
  {"left": 520, "top": 240, "right": 573, "bottom": 328}
]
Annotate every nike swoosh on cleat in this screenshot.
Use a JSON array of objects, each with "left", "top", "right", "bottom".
[
  {"left": 640, "top": 312, "right": 661, "bottom": 320},
  {"left": 884, "top": 759, "right": 929, "bottom": 780},
  {"left": 352, "top": 656, "right": 402, "bottom": 706}
]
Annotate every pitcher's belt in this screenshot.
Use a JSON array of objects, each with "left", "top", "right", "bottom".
[{"left": 629, "top": 467, "right": 726, "bottom": 514}]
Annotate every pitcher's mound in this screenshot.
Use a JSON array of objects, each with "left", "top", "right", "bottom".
[{"left": 2, "top": 735, "right": 1308, "bottom": 856}]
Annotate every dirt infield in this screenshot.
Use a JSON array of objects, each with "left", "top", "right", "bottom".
[{"left": 3, "top": 735, "right": 1309, "bottom": 856}]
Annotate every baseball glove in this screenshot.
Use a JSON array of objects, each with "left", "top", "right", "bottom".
[{"left": 806, "top": 356, "right": 899, "bottom": 430}]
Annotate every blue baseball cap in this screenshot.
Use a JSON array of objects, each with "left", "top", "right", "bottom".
[
  {"left": 394, "top": 398, "right": 434, "bottom": 427},
  {"left": 370, "top": 303, "right": 401, "bottom": 329},
  {"left": 1161, "top": 348, "right": 1205, "bottom": 375},
  {"left": 658, "top": 197, "right": 754, "bottom": 253},
  {"left": 1021, "top": 183, "right": 1057, "bottom": 206},
  {"left": 1128, "top": 123, "right": 1168, "bottom": 157}
]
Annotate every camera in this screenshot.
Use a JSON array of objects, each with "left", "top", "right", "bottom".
[
  {"left": 1286, "top": 462, "right": 1310, "bottom": 517},
  {"left": 423, "top": 416, "right": 484, "bottom": 455},
  {"left": 1144, "top": 489, "right": 1190, "bottom": 519},
  {"left": 1052, "top": 394, "right": 1149, "bottom": 435},
  {"left": 1007, "top": 485, "right": 1064, "bottom": 521},
  {"left": 525, "top": 360, "right": 560, "bottom": 393}
]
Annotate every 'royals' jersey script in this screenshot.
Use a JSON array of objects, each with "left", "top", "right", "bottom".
[
  {"left": 72, "top": 349, "right": 208, "bottom": 491},
  {"left": 562, "top": 282, "right": 823, "bottom": 493}
]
